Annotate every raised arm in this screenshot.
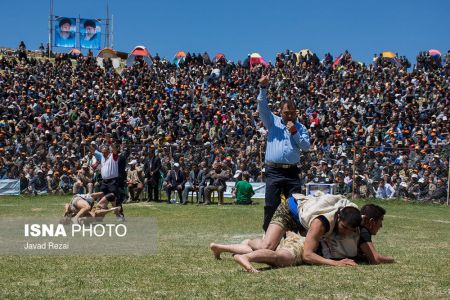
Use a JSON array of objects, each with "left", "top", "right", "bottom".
[
  {"left": 257, "top": 75, "right": 275, "bottom": 129},
  {"left": 111, "top": 144, "right": 119, "bottom": 160}
]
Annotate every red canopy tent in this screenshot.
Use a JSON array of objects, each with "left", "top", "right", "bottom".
[
  {"left": 126, "top": 46, "right": 152, "bottom": 67},
  {"left": 249, "top": 53, "right": 267, "bottom": 69}
]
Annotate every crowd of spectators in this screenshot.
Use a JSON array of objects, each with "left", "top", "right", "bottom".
[{"left": 0, "top": 44, "right": 448, "bottom": 204}]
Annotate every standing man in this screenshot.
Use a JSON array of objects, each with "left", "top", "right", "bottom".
[
  {"left": 143, "top": 145, "right": 162, "bottom": 202},
  {"left": 257, "top": 74, "right": 310, "bottom": 231},
  {"left": 116, "top": 144, "right": 131, "bottom": 221},
  {"left": 94, "top": 144, "right": 123, "bottom": 221}
]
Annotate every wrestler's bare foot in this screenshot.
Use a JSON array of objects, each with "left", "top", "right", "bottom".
[
  {"left": 234, "top": 255, "right": 260, "bottom": 273},
  {"left": 209, "top": 243, "right": 222, "bottom": 260}
]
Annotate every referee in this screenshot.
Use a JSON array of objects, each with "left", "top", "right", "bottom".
[
  {"left": 257, "top": 74, "right": 310, "bottom": 231},
  {"left": 94, "top": 144, "right": 125, "bottom": 221}
]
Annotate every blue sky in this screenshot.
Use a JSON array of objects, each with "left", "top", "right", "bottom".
[{"left": 1, "top": 0, "right": 449, "bottom": 64}]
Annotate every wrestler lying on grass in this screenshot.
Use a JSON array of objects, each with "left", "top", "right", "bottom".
[
  {"left": 210, "top": 204, "right": 394, "bottom": 272},
  {"left": 61, "top": 192, "right": 119, "bottom": 224}
]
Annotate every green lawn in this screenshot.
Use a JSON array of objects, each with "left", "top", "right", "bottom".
[{"left": 0, "top": 196, "right": 449, "bottom": 299}]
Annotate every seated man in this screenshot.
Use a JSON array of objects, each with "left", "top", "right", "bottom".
[
  {"left": 375, "top": 178, "right": 395, "bottom": 199},
  {"left": 425, "top": 179, "right": 447, "bottom": 204},
  {"left": 59, "top": 173, "right": 74, "bottom": 194},
  {"left": 233, "top": 171, "right": 254, "bottom": 205},
  {"left": 73, "top": 163, "right": 94, "bottom": 194},
  {"left": 334, "top": 172, "right": 350, "bottom": 195},
  {"left": 407, "top": 174, "right": 421, "bottom": 200},
  {"left": 163, "top": 162, "right": 185, "bottom": 204},
  {"left": 315, "top": 160, "right": 334, "bottom": 184},
  {"left": 204, "top": 162, "right": 229, "bottom": 205},
  {"left": 28, "top": 169, "right": 49, "bottom": 195},
  {"left": 127, "top": 160, "right": 144, "bottom": 202},
  {"left": 181, "top": 163, "right": 205, "bottom": 205},
  {"left": 47, "top": 171, "right": 62, "bottom": 194}
]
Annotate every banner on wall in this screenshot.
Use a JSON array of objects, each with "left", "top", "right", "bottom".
[
  {"left": 80, "top": 19, "right": 101, "bottom": 50},
  {"left": 0, "top": 179, "right": 20, "bottom": 196},
  {"left": 54, "top": 16, "right": 76, "bottom": 48}
]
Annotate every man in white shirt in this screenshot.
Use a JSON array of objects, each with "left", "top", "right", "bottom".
[
  {"left": 94, "top": 144, "right": 123, "bottom": 220},
  {"left": 375, "top": 179, "right": 395, "bottom": 199}
]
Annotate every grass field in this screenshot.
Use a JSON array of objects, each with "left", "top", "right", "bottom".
[{"left": 0, "top": 195, "right": 449, "bottom": 299}]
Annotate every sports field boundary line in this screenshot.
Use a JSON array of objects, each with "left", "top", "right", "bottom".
[{"left": 387, "top": 214, "right": 450, "bottom": 224}]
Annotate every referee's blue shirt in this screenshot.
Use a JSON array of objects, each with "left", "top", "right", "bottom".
[{"left": 257, "top": 88, "right": 310, "bottom": 164}]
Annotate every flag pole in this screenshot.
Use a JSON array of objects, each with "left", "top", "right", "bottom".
[
  {"left": 447, "top": 154, "right": 449, "bottom": 205},
  {"left": 48, "top": 0, "right": 54, "bottom": 58}
]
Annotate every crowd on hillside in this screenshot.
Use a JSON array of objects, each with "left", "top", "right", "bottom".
[{"left": 0, "top": 43, "right": 449, "bottom": 203}]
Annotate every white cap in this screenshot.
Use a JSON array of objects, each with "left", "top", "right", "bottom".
[
  {"left": 128, "top": 160, "right": 137, "bottom": 165},
  {"left": 418, "top": 178, "right": 425, "bottom": 183},
  {"left": 174, "top": 163, "right": 180, "bottom": 167},
  {"left": 411, "top": 174, "right": 418, "bottom": 178}
]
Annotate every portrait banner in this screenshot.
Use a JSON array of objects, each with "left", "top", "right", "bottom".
[
  {"left": 54, "top": 16, "right": 76, "bottom": 48},
  {"left": 80, "top": 18, "right": 101, "bottom": 50}
]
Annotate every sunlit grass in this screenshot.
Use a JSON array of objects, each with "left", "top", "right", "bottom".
[{"left": 0, "top": 196, "right": 449, "bottom": 299}]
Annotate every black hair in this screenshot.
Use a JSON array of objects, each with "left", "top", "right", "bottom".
[
  {"left": 280, "top": 99, "right": 296, "bottom": 110},
  {"left": 84, "top": 19, "right": 96, "bottom": 28},
  {"left": 59, "top": 18, "right": 72, "bottom": 27},
  {"left": 338, "top": 206, "right": 362, "bottom": 228},
  {"left": 104, "top": 193, "right": 116, "bottom": 202},
  {"left": 361, "top": 204, "right": 386, "bottom": 221}
]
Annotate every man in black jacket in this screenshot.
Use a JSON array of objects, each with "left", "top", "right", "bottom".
[
  {"left": 116, "top": 144, "right": 130, "bottom": 222},
  {"left": 163, "top": 163, "right": 186, "bottom": 204},
  {"left": 143, "top": 146, "right": 162, "bottom": 202}
]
